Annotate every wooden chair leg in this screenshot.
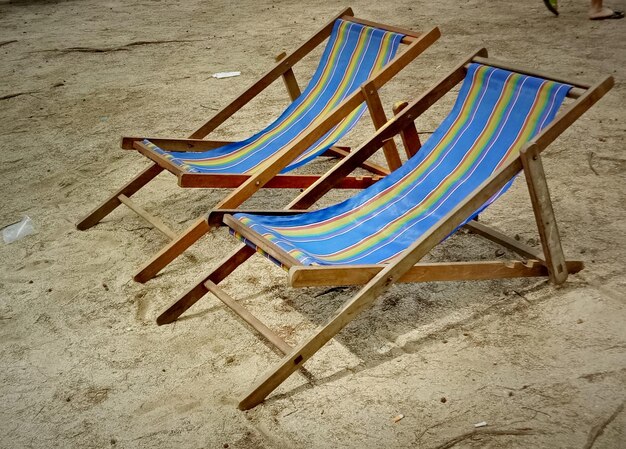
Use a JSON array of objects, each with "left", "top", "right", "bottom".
[
  {"left": 133, "top": 217, "right": 211, "bottom": 283},
  {"left": 392, "top": 101, "right": 421, "bottom": 158},
  {"left": 361, "top": 81, "right": 402, "bottom": 171},
  {"left": 275, "top": 52, "right": 302, "bottom": 102},
  {"left": 520, "top": 149, "right": 568, "bottom": 284},
  {"left": 76, "top": 163, "right": 163, "bottom": 230},
  {"left": 238, "top": 274, "right": 388, "bottom": 410},
  {"left": 156, "top": 243, "right": 255, "bottom": 324}
]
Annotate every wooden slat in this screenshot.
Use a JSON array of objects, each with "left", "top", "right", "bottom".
[
  {"left": 189, "top": 8, "right": 353, "bottom": 139},
  {"left": 275, "top": 52, "right": 302, "bottom": 102},
  {"left": 76, "top": 163, "right": 164, "bottom": 230},
  {"left": 288, "top": 259, "right": 584, "bottom": 287},
  {"left": 117, "top": 194, "right": 177, "bottom": 240},
  {"left": 134, "top": 217, "right": 211, "bottom": 283},
  {"left": 321, "top": 145, "right": 350, "bottom": 157},
  {"left": 465, "top": 63, "right": 584, "bottom": 98},
  {"left": 565, "top": 87, "right": 585, "bottom": 100},
  {"left": 392, "top": 100, "right": 421, "bottom": 158},
  {"left": 178, "top": 173, "right": 382, "bottom": 189},
  {"left": 156, "top": 244, "right": 256, "bottom": 325},
  {"left": 132, "top": 140, "right": 185, "bottom": 177},
  {"left": 205, "top": 280, "right": 292, "bottom": 354},
  {"left": 223, "top": 214, "right": 301, "bottom": 269},
  {"left": 464, "top": 220, "right": 545, "bottom": 262},
  {"left": 520, "top": 149, "right": 567, "bottom": 284},
  {"left": 323, "top": 146, "right": 390, "bottom": 176},
  {"left": 471, "top": 56, "right": 592, "bottom": 90},
  {"left": 206, "top": 209, "right": 307, "bottom": 227},
  {"left": 121, "top": 137, "right": 233, "bottom": 152},
  {"left": 361, "top": 81, "right": 402, "bottom": 171},
  {"left": 341, "top": 16, "right": 422, "bottom": 41}
]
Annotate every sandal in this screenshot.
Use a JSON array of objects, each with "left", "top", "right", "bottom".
[{"left": 590, "top": 9, "right": 625, "bottom": 20}]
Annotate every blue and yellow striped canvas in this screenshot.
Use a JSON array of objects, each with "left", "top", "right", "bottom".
[
  {"left": 143, "top": 19, "right": 405, "bottom": 174},
  {"left": 231, "top": 63, "right": 572, "bottom": 266}
]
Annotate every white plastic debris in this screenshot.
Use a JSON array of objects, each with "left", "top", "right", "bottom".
[
  {"left": 2, "top": 216, "right": 36, "bottom": 244},
  {"left": 474, "top": 421, "right": 488, "bottom": 428},
  {"left": 212, "top": 71, "right": 241, "bottom": 79}
]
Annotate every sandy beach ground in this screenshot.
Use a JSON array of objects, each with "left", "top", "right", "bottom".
[{"left": 1, "top": 0, "right": 625, "bottom": 447}]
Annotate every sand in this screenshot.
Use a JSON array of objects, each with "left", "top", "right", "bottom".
[{"left": 1, "top": 0, "right": 625, "bottom": 447}]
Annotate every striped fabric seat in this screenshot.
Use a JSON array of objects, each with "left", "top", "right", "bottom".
[
  {"left": 143, "top": 19, "right": 405, "bottom": 174},
  {"left": 231, "top": 63, "right": 572, "bottom": 266}
]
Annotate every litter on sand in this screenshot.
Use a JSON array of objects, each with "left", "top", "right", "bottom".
[
  {"left": 474, "top": 421, "right": 488, "bottom": 428},
  {"left": 212, "top": 71, "right": 241, "bottom": 79},
  {"left": 2, "top": 216, "right": 36, "bottom": 244}
]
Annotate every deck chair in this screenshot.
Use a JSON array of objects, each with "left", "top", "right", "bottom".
[
  {"left": 155, "top": 48, "right": 613, "bottom": 410},
  {"left": 75, "top": 7, "right": 441, "bottom": 283}
]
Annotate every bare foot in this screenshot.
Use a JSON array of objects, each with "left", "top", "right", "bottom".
[{"left": 589, "top": 6, "right": 625, "bottom": 19}]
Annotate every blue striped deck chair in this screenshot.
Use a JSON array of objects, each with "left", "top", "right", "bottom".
[
  {"left": 156, "top": 49, "right": 613, "bottom": 409},
  {"left": 76, "top": 7, "right": 441, "bottom": 283}
]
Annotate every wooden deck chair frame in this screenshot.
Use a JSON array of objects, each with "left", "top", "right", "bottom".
[
  {"left": 155, "top": 48, "right": 614, "bottom": 410},
  {"left": 75, "top": 7, "right": 441, "bottom": 283}
]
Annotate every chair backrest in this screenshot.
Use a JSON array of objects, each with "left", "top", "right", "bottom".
[
  {"left": 151, "top": 19, "right": 406, "bottom": 174},
  {"left": 233, "top": 63, "right": 573, "bottom": 266}
]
